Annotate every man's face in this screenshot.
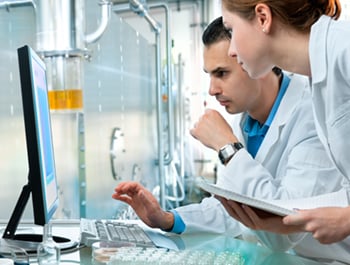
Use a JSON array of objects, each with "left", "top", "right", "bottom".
[{"left": 203, "top": 40, "right": 261, "bottom": 114}]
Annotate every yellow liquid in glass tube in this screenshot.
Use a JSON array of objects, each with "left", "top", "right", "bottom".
[{"left": 48, "top": 89, "right": 83, "bottom": 110}]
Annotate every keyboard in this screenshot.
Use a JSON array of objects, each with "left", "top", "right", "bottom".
[{"left": 80, "top": 218, "right": 156, "bottom": 248}]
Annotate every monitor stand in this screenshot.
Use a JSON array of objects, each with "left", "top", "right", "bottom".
[
  {"left": 1, "top": 233, "right": 79, "bottom": 255},
  {"left": 2, "top": 184, "right": 79, "bottom": 256}
]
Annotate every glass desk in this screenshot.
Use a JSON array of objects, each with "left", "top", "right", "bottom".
[{"left": 0, "top": 220, "right": 326, "bottom": 265}]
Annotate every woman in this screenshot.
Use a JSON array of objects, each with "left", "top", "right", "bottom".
[{"left": 218, "top": 0, "right": 350, "bottom": 245}]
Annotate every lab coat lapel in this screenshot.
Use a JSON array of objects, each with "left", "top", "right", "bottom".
[
  {"left": 254, "top": 74, "right": 305, "bottom": 162},
  {"left": 310, "top": 15, "right": 329, "bottom": 85},
  {"left": 309, "top": 15, "right": 330, "bottom": 144}
]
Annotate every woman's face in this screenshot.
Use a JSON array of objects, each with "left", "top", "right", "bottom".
[{"left": 222, "top": 7, "right": 274, "bottom": 79}]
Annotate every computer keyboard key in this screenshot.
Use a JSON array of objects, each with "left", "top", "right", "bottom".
[{"left": 80, "top": 219, "right": 158, "bottom": 248}]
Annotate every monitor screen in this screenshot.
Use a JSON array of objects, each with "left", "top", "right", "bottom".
[
  {"left": 2, "top": 45, "right": 76, "bottom": 253},
  {"left": 23, "top": 44, "right": 59, "bottom": 224}
]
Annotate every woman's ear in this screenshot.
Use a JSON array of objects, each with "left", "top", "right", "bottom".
[{"left": 255, "top": 3, "right": 272, "bottom": 33}]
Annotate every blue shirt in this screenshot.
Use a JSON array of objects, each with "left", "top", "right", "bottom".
[
  {"left": 166, "top": 73, "right": 290, "bottom": 234},
  {"left": 244, "top": 74, "right": 290, "bottom": 157}
]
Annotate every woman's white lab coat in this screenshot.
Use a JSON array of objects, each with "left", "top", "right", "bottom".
[
  {"left": 175, "top": 74, "right": 343, "bottom": 239},
  {"left": 253, "top": 15, "right": 350, "bottom": 264},
  {"left": 309, "top": 15, "right": 350, "bottom": 181}
]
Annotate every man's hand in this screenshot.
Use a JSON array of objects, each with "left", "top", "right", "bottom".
[
  {"left": 190, "top": 109, "right": 238, "bottom": 152},
  {"left": 112, "top": 181, "right": 174, "bottom": 230},
  {"left": 217, "top": 195, "right": 350, "bottom": 244},
  {"left": 216, "top": 195, "right": 304, "bottom": 234}
]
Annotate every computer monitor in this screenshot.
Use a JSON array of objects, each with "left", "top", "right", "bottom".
[{"left": 1, "top": 45, "right": 77, "bottom": 253}]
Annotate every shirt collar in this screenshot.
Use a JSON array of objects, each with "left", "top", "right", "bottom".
[{"left": 244, "top": 73, "right": 290, "bottom": 137}]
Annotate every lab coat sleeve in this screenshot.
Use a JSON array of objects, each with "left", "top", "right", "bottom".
[{"left": 174, "top": 196, "right": 243, "bottom": 236}]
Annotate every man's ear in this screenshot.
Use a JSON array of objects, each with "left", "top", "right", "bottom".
[{"left": 255, "top": 3, "right": 272, "bottom": 33}]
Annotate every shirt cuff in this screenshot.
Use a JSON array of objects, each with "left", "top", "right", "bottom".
[{"left": 162, "top": 209, "right": 186, "bottom": 234}]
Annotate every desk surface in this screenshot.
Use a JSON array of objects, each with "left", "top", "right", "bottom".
[{"left": 0, "top": 220, "right": 325, "bottom": 265}]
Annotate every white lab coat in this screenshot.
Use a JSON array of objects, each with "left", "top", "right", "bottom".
[
  {"left": 175, "top": 74, "right": 343, "bottom": 240},
  {"left": 309, "top": 15, "right": 350, "bottom": 181},
  {"left": 252, "top": 16, "right": 350, "bottom": 264}
]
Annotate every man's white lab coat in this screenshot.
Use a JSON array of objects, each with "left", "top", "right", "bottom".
[
  {"left": 176, "top": 72, "right": 343, "bottom": 262},
  {"left": 175, "top": 74, "right": 343, "bottom": 241}
]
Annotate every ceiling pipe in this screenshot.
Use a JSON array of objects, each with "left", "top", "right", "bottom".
[
  {"left": 34, "top": 0, "right": 113, "bottom": 57},
  {"left": 0, "top": 0, "right": 112, "bottom": 56},
  {"left": 84, "top": 0, "right": 112, "bottom": 44},
  {"left": 129, "top": 0, "right": 161, "bottom": 33}
]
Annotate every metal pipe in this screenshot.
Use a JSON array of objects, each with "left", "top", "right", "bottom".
[
  {"left": 129, "top": 0, "right": 161, "bottom": 33},
  {"left": 0, "top": 0, "right": 35, "bottom": 9},
  {"left": 113, "top": 1, "right": 180, "bottom": 208},
  {"left": 177, "top": 53, "right": 185, "bottom": 183},
  {"left": 115, "top": 2, "right": 174, "bottom": 165},
  {"left": 155, "top": 32, "right": 165, "bottom": 209},
  {"left": 36, "top": 0, "right": 111, "bottom": 56},
  {"left": 149, "top": 3, "right": 173, "bottom": 166},
  {"left": 84, "top": 0, "right": 112, "bottom": 44},
  {"left": 111, "top": 3, "right": 129, "bottom": 13},
  {"left": 121, "top": 0, "right": 165, "bottom": 208},
  {"left": 36, "top": 0, "right": 84, "bottom": 53},
  {"left": 1, "top": 0, "right": 111, "bottom": 53}
]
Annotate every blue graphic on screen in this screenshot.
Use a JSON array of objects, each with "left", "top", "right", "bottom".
[{"left": 31, "top": 56, "right": 58, "bottom": 210}]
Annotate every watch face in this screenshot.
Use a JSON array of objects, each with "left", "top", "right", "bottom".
[
  {"left": 219, "top": 143, "right": 244, "bottom": 164},
  {"left": 222, "top": 144, "right": 235, "bottom": 157},
  {"left": 219, "top": 144, "right": 235, "bottom": 164}
]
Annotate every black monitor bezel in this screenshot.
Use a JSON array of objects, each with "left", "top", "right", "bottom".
[
  {"left": 2, "top": 45, "right": 78, "bottom": 254},
  {"left": 2, "top": 44, "right": 59, "bottom": 239},
  {"left": 20, "top": 44, "right": 59, "bottom": 225}
]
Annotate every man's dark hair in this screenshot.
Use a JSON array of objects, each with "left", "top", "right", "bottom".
[{"left": 202, "top": 16, "right": 231, "bottom": 46}]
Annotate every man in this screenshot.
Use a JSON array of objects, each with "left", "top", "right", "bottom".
[{"left": 112, "top": 17, "right": 341, "bottom": 242}]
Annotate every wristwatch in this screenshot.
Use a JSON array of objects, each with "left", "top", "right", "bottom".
[{"left": 218, "top": 142, "right": 244, "bottom": 165}]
